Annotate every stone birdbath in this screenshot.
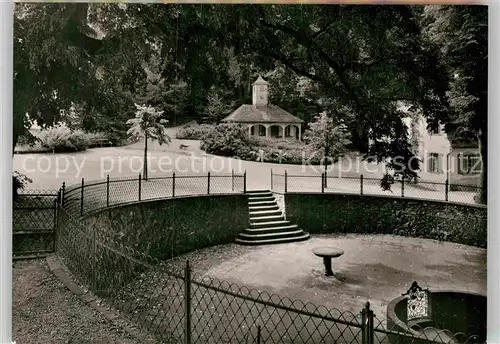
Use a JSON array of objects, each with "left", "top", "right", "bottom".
[{"left": 312, "top": 247, "right": 344, "bottom": 277}]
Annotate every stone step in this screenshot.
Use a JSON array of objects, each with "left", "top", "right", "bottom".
[
  {"left": 236, "top": 232, "right": 310, "bottom": 246},
  {"left": 248, "top": 196, "right": 275, "bottom": 202},
  {"left": 248, "top": 200, "right": 277, "bottom": 206},
  {"left": 242, "top": 224, "right": 299, "bottom": 235},
  {"left": 249, "top": 209, "right": 282, "bottom": 217},
  {"left": 238, "top": 229, "right": 305, "bottom": 240},
  {"left": 246, "top": 190, "right": 271, "bottom": 194},
  {"left": 246, "top": 191, "right": 273, "bottom": 197},
  {"left": 249, "top": 205, "right": 279, "bottom": 211},
  {"left": 249, "top": 215, "right": 286, "bottom": 223},
  {"left": 249, "top": 220, "right": 290, "bottom": 228}
]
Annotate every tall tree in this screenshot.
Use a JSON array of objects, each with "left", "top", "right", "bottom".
[
  {"left": 19, "top": 4, "right": 486, "bottom": 202},
  {"left": 13, "top": 3, "right": 99, "bottom": 151},
  {"left": 304, "top": 111, "right": 351, "bottom": 187},
  {"left": 126, "top": 104, "right": 171, "bottom": 180}
]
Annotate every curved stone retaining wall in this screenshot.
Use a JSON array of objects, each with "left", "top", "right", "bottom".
[
  {"left": 82, "top": 194, "right": 249, "bottom": 260},
  {"left": 284, "top": 193, "right": 487, "bottom": 248}
]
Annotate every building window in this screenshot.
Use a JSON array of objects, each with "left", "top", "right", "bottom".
[
  {"left": 458, "top": 153, "right": 482, "bottom": 175},
  {"left": 259, "top": 125, "right": 266, "bottom": 136},
  {"left": 250, "top": 126, "right": 255, "bottom": 136},
  {"left": 260, "top": 86, "right": 266, "bottom": 91},
  {"left": 427, "top": 153, "right": 441, "bottom": 173},
  {"left": 285, "top": 126, "right": 291, "bottom": 137},
  {"left": 428, "top": 122, "right": 441, "bottom": 135}
]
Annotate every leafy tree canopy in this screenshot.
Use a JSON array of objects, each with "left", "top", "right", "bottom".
[{"left": 14, "top": 3, "right": 487, "bottom": 202}]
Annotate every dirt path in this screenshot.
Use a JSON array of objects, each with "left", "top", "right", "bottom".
[{"left": 13, "top": 259, "right": 143, "bottom": 344}]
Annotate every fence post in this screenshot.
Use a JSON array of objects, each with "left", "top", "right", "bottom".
[
  {"left": 367, "top": 302, "right": 374, "bottom": 344},
  {"left": 321, "top": 172, "right": 325, "bottom": 193},
  {"left": 61, "top": 182, "right": 66, "bottom": 206},
  {"left": 184, "top": 260, "right": 192, "bottom": 344},
  {"left": 243, "top": 171, "right": 247, "bottom": 194},
  {"left": 445, "top": 179, "right": 449, "bottom": 202},
  {"left": 270, "top": 169, "right": 273, "bottom": 191},
  {"left": 361, "top": 302, "right": 374, "bottom": 344},
  {"left": 173, "top": 172, "right": 176, "bottom": 198},
  {"left": 360, "top": 174, "right": 364, "bottom": 195},
  {"left": 285, "top": 170, "right": 288, "bottom": 193},
  {"left": 106, "top": 175, "right": 110, "bottom": 207},
  {"left": 324, "top": 164, "right": 328, "bottom": 189},
  {"left": 53, "top": 198, "right": 58, "bottom": 252},
  {"left": 401, "top": 175, "right": 405, "bottom": 198},
  {"left": 80, "top": 178, "right": 84, "bottom": 216},
  {"left": 207, "top": 172, "right": 211, "bottom": 195},
  {"left": 257, "top": 325, "right": 261, "bottom": 344},
  {"left": 232, "top": 169, "right": 235, "bottom": 192},
  {"left": 138, "top": 174, "right": 142, "bottom": 201},
  {"left": 361, "top": 304, "right": 367, "bottom": 344}
]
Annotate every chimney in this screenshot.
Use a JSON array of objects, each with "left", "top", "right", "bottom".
[{"left": 252, "top": 76, "right": 269, "bottom": 106}]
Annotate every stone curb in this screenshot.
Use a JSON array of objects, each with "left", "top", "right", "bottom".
[{"left": 45, "top": 255, "right": 157, "bottom": 344}]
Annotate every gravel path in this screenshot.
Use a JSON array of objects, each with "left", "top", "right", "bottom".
[{"left": 13, "top": 259, "right": 143, "bottom": 344}]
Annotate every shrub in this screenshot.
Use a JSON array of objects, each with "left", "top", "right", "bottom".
[
  {"left": 176, "top": 123, "right": 214, "bottom": 140},
  {"left": 13, "top": 171, "right": 32, "bottom": 201},
  {"left": 248, "top": 137, "right": 331, "bottom": 165},
  {"left": 199, "top": 127, "right": 335, "bottom": 165},
  {"left": 38, "top": 124, "right": 91, "bottom": 152},
  {"left": 254, "top": 137, "right": 305, "bottom": 151},
  {"left": 201, "top": 123, "right": 256, "bottom": 157},
  {"left": 14, "top": 141, "right": 50, "bottom": 153}
]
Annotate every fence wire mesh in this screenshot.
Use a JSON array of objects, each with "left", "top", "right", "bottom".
[
  {"left": 189, "top": 274, "right": 363, "bottom": 344},
  {"left": 17, "top": 171, "right": 483, "bottom": 343},
  {"left": 13, "top": 190, "right": 58, "bottom": 257},
  {"left": 54, "top": 201, "right": 481, "bottom": 344},
  {"left": 272, "top": 172, "right": 482, "bottom": 205},
  {"left": 61, "top": 173, "right": 245, "bottom": 217}
]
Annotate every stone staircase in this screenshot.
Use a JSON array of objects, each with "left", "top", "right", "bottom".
[{"left": 236, "top": 190, "right": 310, "bottom": 245}]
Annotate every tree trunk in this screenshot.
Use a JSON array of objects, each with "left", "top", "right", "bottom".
[
  {"left": 324, "top": 138, "right": 329, "bottom": 189},
  {"left": 477, "top": 128, "right": 487, "bottom": 204},
  {"left": 13, "top": 107, "right": 25, "bottom": 155},
  {"left": 13, "top": 131, "right": 19, "bottom": 156},
  {"left": 143, "top": 132, "right": 148, "bottom": 181}
]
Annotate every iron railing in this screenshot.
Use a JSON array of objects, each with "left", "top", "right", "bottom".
[
  {"left": 271, "top": 170, "right": 482, "bottom": 205},
  {"left": 54, "top": 203, "right": 483, "bottom": 344},
  {"left": 14, "top": 172, "right": 484, "bottom": 343},
  {"left": 60, "top": 171, "right": 246, "bottom": 217}
]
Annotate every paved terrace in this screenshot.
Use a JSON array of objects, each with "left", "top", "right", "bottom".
[{"left": 174, "top": 234, "right": 486, "bottom": 319}]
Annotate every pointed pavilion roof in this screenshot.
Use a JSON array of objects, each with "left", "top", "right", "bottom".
[{"left": 252, "top": 75, "right": 269, "bottom": 86}]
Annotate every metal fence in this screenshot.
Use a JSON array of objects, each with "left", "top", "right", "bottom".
[
  {"left": 55, "top": 204, "right": 481, "bottom": 344},
  {"left": 14, "top": 171, "right": 484, "bottom": 343},
  {"left": 13, "top": 189, "right": 59, "bottom": 259},
  {"left": 271, "top": 171, "right": 481, "bottom": 205},
  {"left": 60, "top": 171, "right": 247, "bottom": 216}
]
